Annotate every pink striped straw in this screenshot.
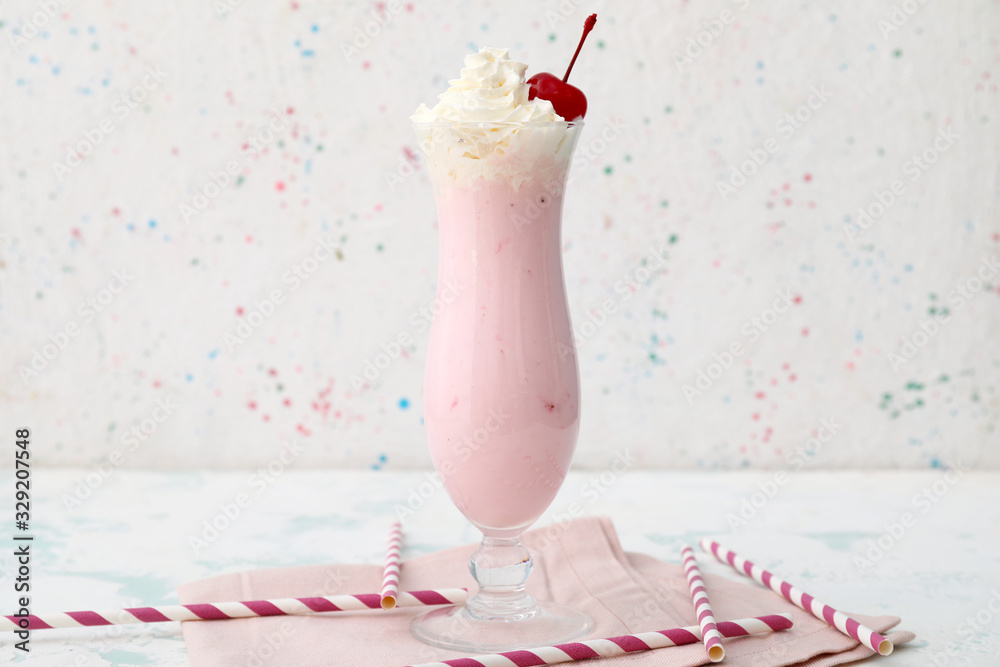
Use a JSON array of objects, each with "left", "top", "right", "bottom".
[
  {"left": 405, "top": 614, "right": 792, "bottom": 667},
  {"left": 381, "top": 522, "right": 403, "bottom": 609},
  {"left": 680, "top": 544, "right": 724, "bottom": 662},
  {"left": 1, "top": 589, "right": 467, "bottom": 632},
  {"left": 700, "top": 538, "right": 893, "bottom": 656}
]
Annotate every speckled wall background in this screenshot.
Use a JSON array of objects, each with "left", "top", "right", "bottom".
[{"left": 1, "top": 1, "right": 998, "bottom": 471}]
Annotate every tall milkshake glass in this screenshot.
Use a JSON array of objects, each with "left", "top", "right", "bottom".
[{"left": 410, "top": 120, "right": 590, "bottom": 652}]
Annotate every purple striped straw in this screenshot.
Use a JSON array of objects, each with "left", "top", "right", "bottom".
[
  {"left": 1, "top": 589, "right": 468, "bottom": 632},
  {"left": 700, "top": 538, "right": 893, "bottom": 656},
  {"left": 405, "top": 614, "right": 793, "bottom": 667},
  {"left": 381, "top": 522, "right": 404, "bottom": 609},
  {"left": 680, "top": 544, "right": 724, "bottom": 662}
]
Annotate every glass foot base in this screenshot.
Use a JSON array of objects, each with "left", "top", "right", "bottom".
[{"left": 410, "top": 601, "right": 593, "bottom": 653}]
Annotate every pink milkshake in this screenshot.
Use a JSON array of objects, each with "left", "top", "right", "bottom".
[
  {"left": 423, "top": 151, "right": 581, "bottom": 536},
  {"left": 413, "top": 47, "right": 585, "bottom": 537},
  {"left": 411, "top": 29, "right": 596, "bottom": 651}
]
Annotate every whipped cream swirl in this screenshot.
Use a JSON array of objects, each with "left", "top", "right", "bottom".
[{"left": 412, "top": 47, "right": 563, "bottom": 123}]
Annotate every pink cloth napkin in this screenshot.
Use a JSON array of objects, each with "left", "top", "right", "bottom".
[{"left": 178, "top": 517, "right": 913, "bottom": 666}]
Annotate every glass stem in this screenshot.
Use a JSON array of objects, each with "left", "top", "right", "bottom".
[{"left": 464, "top": 535, "right": 539, "bottom": 621}]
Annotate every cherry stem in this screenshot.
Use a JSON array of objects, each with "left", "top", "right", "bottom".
[{"left": 562, "top": 14, "right": 597, "bottom": 83}]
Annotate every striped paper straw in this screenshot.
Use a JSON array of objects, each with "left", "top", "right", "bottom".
[
  {"left": 381, "top": 522, "right": 403, "bottom": 609},
  {"left": 1, "top": 589, "right": 467, "bottom": 632},
  {"left": 680, "top": 544, "right": 724, "bottom": 662},
  {"left": 699, "top": 538, "right": 893, "bottom": 656},
  {"left": 405, "top": 614, "right": 792, "bottom": 667}
]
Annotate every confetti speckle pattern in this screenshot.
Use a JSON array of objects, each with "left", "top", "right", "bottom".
[{"left": 0, "top": 2, "right": 997, "bottom": 470}]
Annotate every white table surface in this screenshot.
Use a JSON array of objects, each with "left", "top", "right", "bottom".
[{"left": 0, "top": 469, "right": 996, "bottom": 666}]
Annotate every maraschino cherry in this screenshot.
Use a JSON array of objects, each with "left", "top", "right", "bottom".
[{"left": 527, "top": 14, "right": 597, "bottom": 121}]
